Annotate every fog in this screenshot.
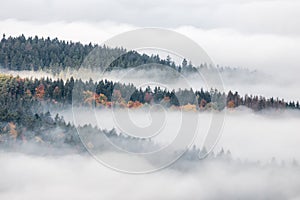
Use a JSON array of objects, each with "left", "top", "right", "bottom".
[
  {"left": 1, "top": 0, "right": 300, "bottom": 198},
  {"left": 58, "top": 107, "right": 300, "bottom": 163},
  {"left": 1, "top": 68, "right": 300, "bottom": 197},
  {"left": 1, "top": 152, "right": 300, "bottom": 200},
  {"left": 99, "top": 68, "right": 300, "bottom": 100},
  {"left": 1, "top": 106, "right": 300, "bottom": 199}
]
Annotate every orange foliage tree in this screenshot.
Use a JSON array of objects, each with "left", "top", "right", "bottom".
[
  {"left": 127, "top": 100, "right": 143, "bottom": 108},
  {"left": 181, "top": 103, "right": 197, "bottom": 112},
  {"left": 227, "top": 100, "right": 235, "bottom": 108},
  {"left": 35, "top": 84, "right": 45, "bottom": 100}
]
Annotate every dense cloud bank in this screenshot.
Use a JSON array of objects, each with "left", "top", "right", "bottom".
[
  {"left": 0, "top": 152, "right": 299, "bottom": 200},
  {"left": 59, "top": 108, "right": 300, "bottom": 162}
]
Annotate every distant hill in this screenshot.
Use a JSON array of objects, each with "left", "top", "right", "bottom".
[{"left": 0, "top": 34, "right": 173, "bottom": 72}]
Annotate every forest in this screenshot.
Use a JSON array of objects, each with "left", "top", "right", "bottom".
[
  {"left": 0, "top": 34, "right": 235, "bottom": 74},
  {"left": 0, "top": 34, "right": 179, "bottom": 72},
  {"left": 0, "top": 34, "right": 299, "bottom": 151}
]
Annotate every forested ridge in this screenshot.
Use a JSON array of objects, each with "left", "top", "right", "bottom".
[
  {"left": 0, "top": 74, "right": 299, "bottom": 115},
  {"left": 0, "top": 34, "right": 95, "bottom": 71},
  {"left": 0, "top": 34, "right": 181, "bottom": 72},
  {"left": 0, "top": 34, "right": 257, "bottom": 75}
]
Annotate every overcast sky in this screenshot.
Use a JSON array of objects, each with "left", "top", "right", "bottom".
[
  {"left": 1, "top": 0, "right": 300, "bottom": 35},
  {"left": 0, "top": 0, "right": 300, "bottom": 81}
]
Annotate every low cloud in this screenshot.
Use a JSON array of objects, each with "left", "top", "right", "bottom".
[
  {"left": 0, "top": 152, "right": 300, "bottom": 200},
  {"left": 57, "top": 108, "right": 300, "bottom": 162}
]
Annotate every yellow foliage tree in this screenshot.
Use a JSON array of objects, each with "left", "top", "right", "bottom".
[
  {"left": 181, "top": 103, "right": 197, "bottom": 112},
  {"left": 8, "top": 122, "right": 18, "bottom": 140}
]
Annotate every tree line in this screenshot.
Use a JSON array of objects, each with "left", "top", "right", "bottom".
[
  {"left": 0, "top": 34, "right": 183, "bottom": 72},
  {"left": 1, "top": 34, "right": 224, "bottom": 75},
  {"left": 0, "top": 74, "right": 299, "bottom": 113}
]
